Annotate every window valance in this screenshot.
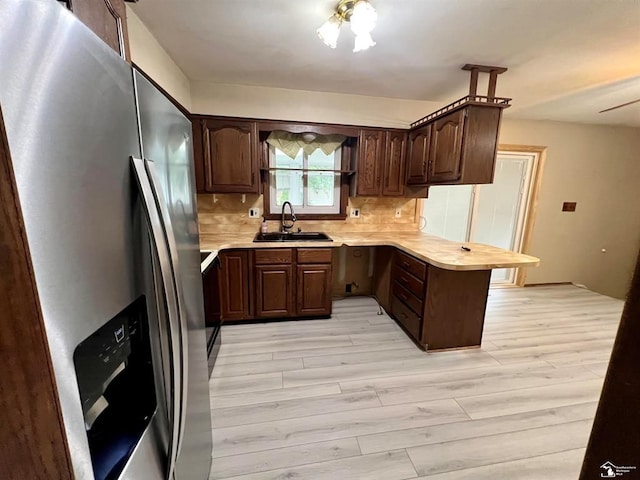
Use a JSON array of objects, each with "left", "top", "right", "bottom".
[{"left": 266, "top": 131, "right": 347, "bottom": 160}]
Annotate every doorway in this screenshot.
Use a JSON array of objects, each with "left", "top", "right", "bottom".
[{"left": 421, "top": 148, "right": 544, "bottom": 285}]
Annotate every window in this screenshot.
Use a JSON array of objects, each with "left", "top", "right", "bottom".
[{"left": 268, "top": 145, "right": 342, "bottom": 215}]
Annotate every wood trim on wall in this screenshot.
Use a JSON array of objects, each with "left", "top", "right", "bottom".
[
  {"left": 133, "top": 63, "right": 191, "bottom": 117},
  {"left": 498, "top": 144, "right": 547, "bottom": 287},
  {"left": 0, "top": 108, "right": 73, "bottom": 478}
]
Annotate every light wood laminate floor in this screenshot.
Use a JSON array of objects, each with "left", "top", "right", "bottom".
[{"left": 209, "top": 285, "right": 622, "bottom": 479}]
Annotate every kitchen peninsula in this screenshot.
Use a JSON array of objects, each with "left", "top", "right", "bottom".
[{"left": 199, "top": 231, "right": 539, "bottom": 351}]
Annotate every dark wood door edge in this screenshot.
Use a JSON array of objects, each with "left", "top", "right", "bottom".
[
  {"left": 0, "top": 108, "right": 73, "bottom": 478},
  {"left": 580, "top": 250, "right": 640, "bottom": 478}
]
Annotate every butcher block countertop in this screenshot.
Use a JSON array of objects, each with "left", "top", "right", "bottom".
[{"left": 199, "top": 231, "right": 540, "bottom": 271}]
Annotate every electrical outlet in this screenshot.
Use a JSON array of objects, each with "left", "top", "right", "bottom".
[
  {"left": 248, "top": 208, "right": 261, "bottom": 218},
  {"left": 395, "top": 208, "right": 402, "bottom": 218},
  {"left": 350, "top": 208, "right": 360, "bottom": 218}
]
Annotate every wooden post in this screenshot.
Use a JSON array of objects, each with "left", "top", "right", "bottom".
[
  {"left": 462, "top": 64, "right": 508, "bottom": 100},
  {"left": 468, "top": 68, "right": 479, "bottom": 97}
]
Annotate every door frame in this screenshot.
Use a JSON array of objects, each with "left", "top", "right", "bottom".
[
  {"left": 472, "top": 150, "right": 535, "bottom": 285},
  {"left": 498, "top": 144, "right": 547, "bottom": 286},
  {"left": 416, "top": 144, "right": 547, "bottom": 287}
]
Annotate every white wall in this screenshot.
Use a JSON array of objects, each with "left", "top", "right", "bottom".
[
  {"left": 191, "top": 81, "right": 439, "bottom": 128},
  {"left": 190, "top": 81, "right": 640, "bottom": 299},
  {"left": 499, "top": 120, "right": 640, "bottom": 298},
  {"left": 126, "top": 7, "right": 192, "bottom": 110}
]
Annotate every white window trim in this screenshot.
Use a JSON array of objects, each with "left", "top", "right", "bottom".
[{"left": 268, "top": 145, "right": 342, "bottom": 215}]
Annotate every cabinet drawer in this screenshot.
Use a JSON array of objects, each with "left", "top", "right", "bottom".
[
  {"left": 394, "top": 250, "right": 427, "bottom": 281},
  {"left": 392, "top": 267, "right": 425, "bottom": 298},
  {"left": 297, "top": 248, "right": 333, "bottom": 264},
  {"left": 254, "top": 248, "right": 293, "bottom": 265},
  {"left": 392, "top": 281, "right": 423, "bottom": 316},
  {"left": 391, "top": 296, "right": 422, "bottom": 341}
]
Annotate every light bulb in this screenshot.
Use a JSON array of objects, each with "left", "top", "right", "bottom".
[
  {"left": 353, "top": 32, "right": 376, "bottom": 52},
  {"left": 317, "top": 14, "right": 342, "bottom": 49},
  {"left": 350, "top": 1, "right": 377, "bottom": 35}
]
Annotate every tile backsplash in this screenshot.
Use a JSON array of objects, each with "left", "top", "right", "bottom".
[{"left": 197, "top": 194, "right": 421, "bottom": 234}]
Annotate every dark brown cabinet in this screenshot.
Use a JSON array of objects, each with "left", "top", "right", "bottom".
[
  {"left": 406, "top": 125, "right": 431, "bottom": 185},
  {"left": 193, "top": 118, "right": 259, "bottom": 194},
  {"left": 429, "top": 109, "right": 465, "bottom": 183},
  {"left": 255, "top": 265, "right": 294, "bottom": 317},
  {"left": 356, "top": 129, "right": 384, "bottom": 196},
  {"left": 70, "top": 0, "right": 130, "bottom": 60},
  {"left": 216, "top": 248, "right": 332, "bottom": 322},
  {"left": 382, "top": 131, "right": 407, "bottom": 196},
  {"left": 202, "top": 261, "right": 221, "bottom": 326},
  {"left": 406, "top": 104, "right": 503, "bottom": 186},
  {"left": 253, "top": 249, "right": 294, "bottom": 322},
  {"left": 356, "top": 129, "right": 407, "bottom": 197},
  {"left": 296, "top": 264, "right": 332, "bottom": 316},
  {"left": 219, "top": 250, "right": 250, "bottom": 321}
]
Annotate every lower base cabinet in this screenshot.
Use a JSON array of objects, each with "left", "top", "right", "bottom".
[
  {"left": 218, "top": 247, "right": 333, "bottom": 322},
  {"left": 219, "top": 250, "right": 250, "bottom": 321},
  {"left": 387, "top": 249, "right": 491, "bottom": 351},
  {"left": 297, "top": 264, "right": 332, "bottom": 316}
]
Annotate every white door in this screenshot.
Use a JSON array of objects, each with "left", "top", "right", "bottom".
[{"left": 421, "top": 153, "right": 535, "bottom": 285}]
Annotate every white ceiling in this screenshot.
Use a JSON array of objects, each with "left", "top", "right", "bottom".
[{"left": 132, "top": 0, "right": 640, "bottom": 126}]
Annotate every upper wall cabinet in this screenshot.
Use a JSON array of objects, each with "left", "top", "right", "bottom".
[
  {"left": 406, "top": 125, "right": 431, "bottom": 186},
  {"left": 406, "top": 104, "right": 504, "bottom": 186},
  {"left": 429, "top": 109, "right": 465, "bottom": 183},
  {"left": 356, "top": 129, "right": 384, "bottom": 196},
  {"left": 192, "top": 117, "right": 260, "bottom": 194},
  {"left": 69, "top": 0, "right": 130, "bottom": 60},
  {"left": 406, "top": 65, "right": 510, "bottom": 187},
  {"left": 382, "top": 131, "right": 407, "bottom": 196},
  {"left": 355, "top": 129, "right": 407, "bottom": 197}
]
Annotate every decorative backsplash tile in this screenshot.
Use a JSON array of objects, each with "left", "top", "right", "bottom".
[{"left": 197, "top": 194, "right": 420, "bottom": 234}]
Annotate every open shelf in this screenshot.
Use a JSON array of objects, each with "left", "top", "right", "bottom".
[{"left": 261, "top": 167, "right": 356, "bottom": 175}]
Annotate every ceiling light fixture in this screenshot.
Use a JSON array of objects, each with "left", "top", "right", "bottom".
[{"left": 317, "top": 0, "right": 377, "bottom": 52}]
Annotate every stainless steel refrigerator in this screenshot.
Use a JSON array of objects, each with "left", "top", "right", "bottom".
[{"left": 0, "top": 1, "right": 212, "bottom": 479}]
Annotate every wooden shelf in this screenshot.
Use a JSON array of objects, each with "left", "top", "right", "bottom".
[{"left": 261, "top": 167, "right": 355, "bottom": 175}]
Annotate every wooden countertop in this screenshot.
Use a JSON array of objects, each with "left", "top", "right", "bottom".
[{"left": 199, "top": 231, "right": 540, "bottom": 271}]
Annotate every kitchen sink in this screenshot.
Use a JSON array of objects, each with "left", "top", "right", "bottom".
[{"left": 253, "top": 232, "right": 333, "bottom": 242}]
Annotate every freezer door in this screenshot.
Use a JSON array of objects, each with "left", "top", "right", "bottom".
[
  {"left": 0, "top": 1, "right": 167, "bottom": 479},
  {"left": 134, "top": 70, "right": 213, "bottom": 479}
]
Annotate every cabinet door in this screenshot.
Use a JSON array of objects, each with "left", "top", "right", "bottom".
[
  {"left": 429, "top": 109, "right": 465, "bottom": 183},
  {"left": 255, "top": 265, "right": 294, "bottom": 318},
  {"left": 356, "top": 129, "right": 384, "bottom": 196},
  {"left": 71, "top": 0, "right": 129, "bottom": 60},
  {"left": 296, "top": 264, "right": 332, "bottom": 316},
  {"left": 201, "top": 119, "right": 259, "bottom": 193},
  {"left": 219, "top": 250, "right": 250, "bottom": 320},
  {"left": 406, "top": 125, "right": 431, "bottom": 185},
  {"left": 382, "top": 131, "right": 407, "bottom": 196}
]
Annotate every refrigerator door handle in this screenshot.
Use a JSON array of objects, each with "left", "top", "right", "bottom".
[
  {"left": 131, "top": 156, "right": 182, "bottom": 480},
  {"left": 143, "top": 158, "right": 190, "bottom": 460}
]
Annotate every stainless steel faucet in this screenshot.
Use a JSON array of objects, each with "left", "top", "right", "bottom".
[{"left": 280, "top": 201, "right": 297, "bottom": 233}]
